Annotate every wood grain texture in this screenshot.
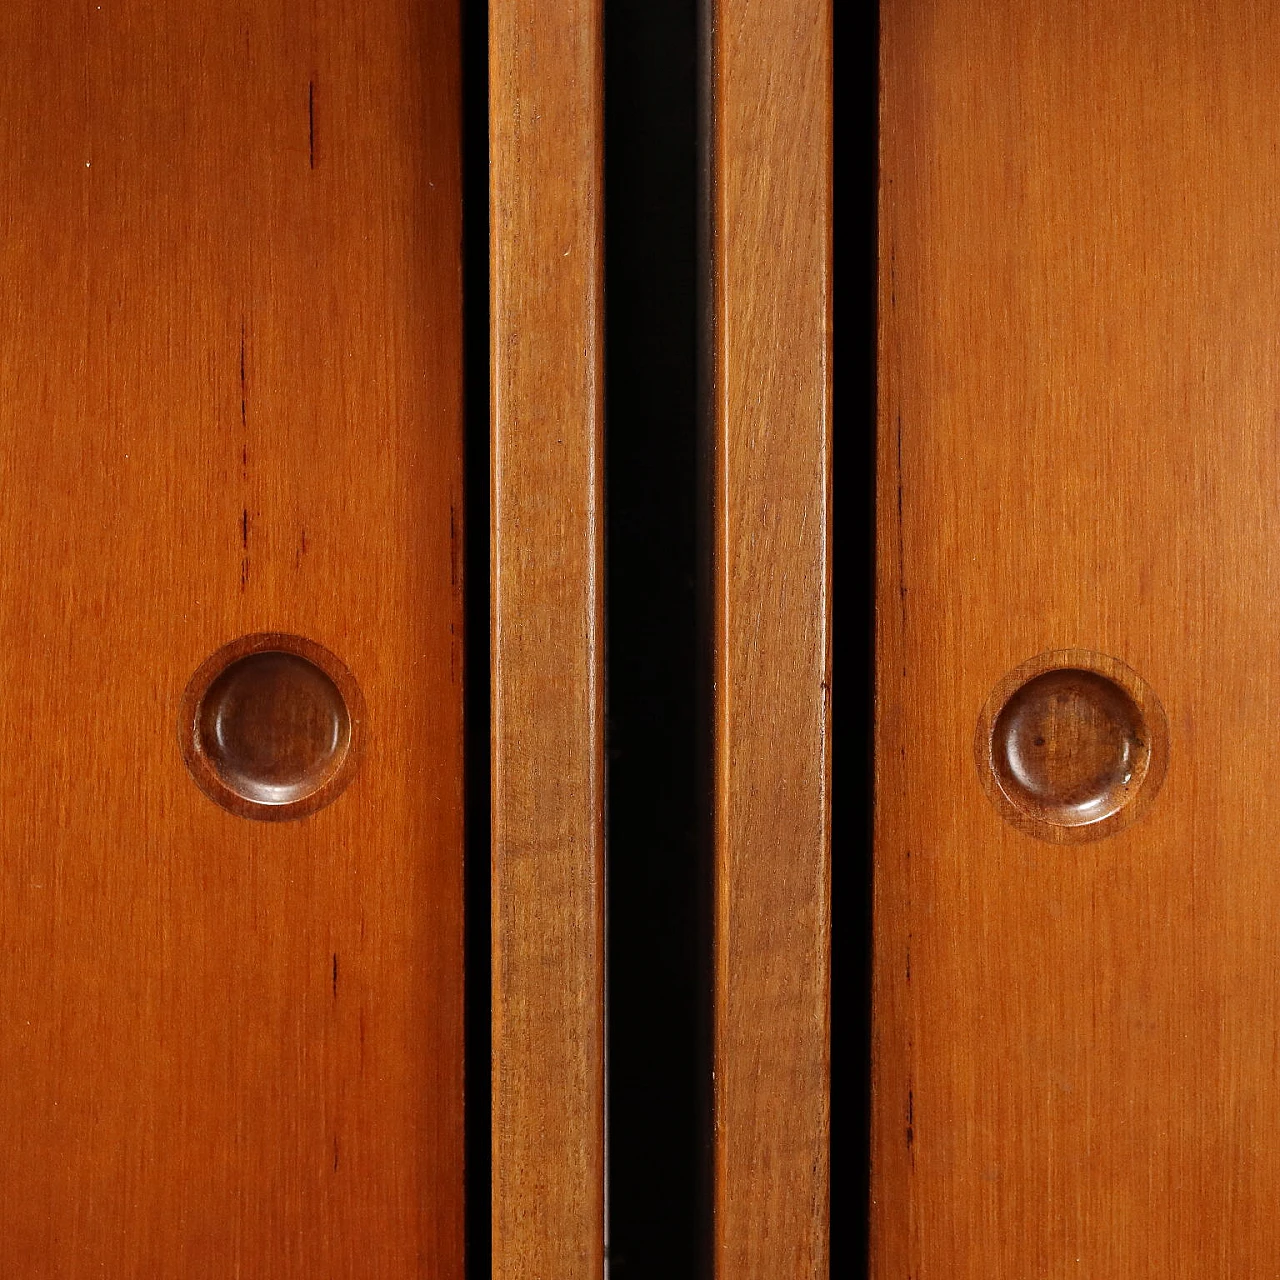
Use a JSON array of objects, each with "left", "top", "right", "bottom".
[
  {"left": 875, "top": 1, "right": 1280, "bottom": 1274},
  {"left": 707, "top": 0, "right": 832, "bottom": 1272},
  {"left": 0, "top": 3, "right": 465, "bottom": 1275},
  {"left": 489, "top": 0, "right": 605, "bottom": 1274}
]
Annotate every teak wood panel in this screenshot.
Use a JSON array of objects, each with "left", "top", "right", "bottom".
[
  {"left": 876, "top": 1, "right": 1280, "bottom": 1275},
  {"left": 0, "top": 3, "right": 464, "bottom": 1275},
  {"left": 707, "top": 0, "right": 832, "bottom": 1273},
  {"left": 489, "top": 0, "right": 605, "bottom": 1274}
]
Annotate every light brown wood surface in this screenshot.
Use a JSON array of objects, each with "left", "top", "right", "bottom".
[
  {"left": 489, "top": 0, "right": 605, "bottom": 1273},
  {"left": 707, "top": 0, "right": 832, "bottom": 1273},
  {"left": 875, "top": 1, "right": 1280, "bottom": 1274},
  {"left": 0, "top": 3, "right": 465, "bottom": 1275}
]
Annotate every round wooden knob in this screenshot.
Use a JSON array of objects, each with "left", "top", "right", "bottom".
[
  {"left": 180, "top": 634, "right": 365, "bottom": 821},
  {"left": 976, "top": 651, "right": 1167, "bottom": 843}
]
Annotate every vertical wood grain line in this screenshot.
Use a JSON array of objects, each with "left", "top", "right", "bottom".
[
  {"left": 708, "top": 0, "right": 833, "bottom": 1274},
  {"left": 489, "top": 0, "right": 605, "bottom": 1275}
]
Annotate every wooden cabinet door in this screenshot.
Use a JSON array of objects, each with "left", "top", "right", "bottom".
[
  {"left": 0, "top": 3, "right": 464, "bottom": 1274},
  {"left": 876, "top": 1, "right": 1280, "bottom": 1273}
]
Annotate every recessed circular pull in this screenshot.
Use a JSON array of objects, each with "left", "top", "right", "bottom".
[
  {"left": 180, "top": 633, "right": 365, "bottom": 821},
  {"left": 976, "top": 650, "right": 1167, "bottom": 843}
]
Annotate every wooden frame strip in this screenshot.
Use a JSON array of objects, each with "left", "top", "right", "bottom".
[
  {"left": 707, "top": 0, "right": 833, "bottom": 1273},
  {"left": 489, "top": 0, "right": 605, "bottom": 1276}
]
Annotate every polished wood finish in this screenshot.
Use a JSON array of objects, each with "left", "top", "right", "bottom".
[
  {"left": 489, "top": 0, "right": 605, "bottom": 1273},
  {"left": 0, "top": 3, "right": 464, "bottom": 1274},
  {"left": 706, "top": 0, "right": 832, "bottom": 1272},
  {"left": 876, "top": 1, "right": 1280, "bottom": 1273}
]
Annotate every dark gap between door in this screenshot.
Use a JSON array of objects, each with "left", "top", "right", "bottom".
[
  {"left": 462, "top": 0, "right": 491, "bottom": 1271},
  {"left": 604, "top": 0, "right": 703, "bottom": 1273},
  {"left": 833, "top": 3, "right": 879, "bottom": 1275}
]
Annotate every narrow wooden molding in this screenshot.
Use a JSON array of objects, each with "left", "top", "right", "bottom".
[
  {"left": 489, "top": 0, "right": 605, "bottom": 1274},
  {"left": 707, "top": 0, "right": 833, "bottom": 1273}
]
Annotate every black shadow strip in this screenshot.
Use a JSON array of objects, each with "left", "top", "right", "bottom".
[
  {"left": 604, "top": 0, "right": 702, "bottom": 1273},
  {"left": 461, "top": 0, "right": 491, "bottom": 1271},
  {"left": 832, "top": 2, "right": 879, "bottom": 1276}
]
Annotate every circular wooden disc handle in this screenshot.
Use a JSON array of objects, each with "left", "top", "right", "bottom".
[
  {"left": 179, "top": 633, "right": 366, "bottom": 822},
  {"left": 976, "top": 650, "right": 1168, "bottom": 843}
]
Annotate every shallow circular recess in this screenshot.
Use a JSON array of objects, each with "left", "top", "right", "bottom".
[
  {"left": 180, "top": 634, "right": 365, "bottom": 821},
  {"left": 976, "top": 651, "right": 1168, "bottom": 843}
]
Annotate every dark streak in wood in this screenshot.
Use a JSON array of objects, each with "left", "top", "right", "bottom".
[{"left": 449, "top": 503, "right": 458, "bottom": 588}]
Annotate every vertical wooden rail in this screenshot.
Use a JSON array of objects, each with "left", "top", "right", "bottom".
[
  {"left": 707, "top": 0, "right": 833, "bottom": 1274},
  {"left": 489, "top": 0, "right": 605, "bottom": 1276}
]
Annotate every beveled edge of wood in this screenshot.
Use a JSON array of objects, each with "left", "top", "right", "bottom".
[
  {"left": 706, "top": 0, "right": 834, "bottom": 1268},
  {"left": 974, "top": 648, "right": 1170, "bottom": 844},
  {"left": 488, "top": 0, "right": 606, "bottom": 1271}
]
